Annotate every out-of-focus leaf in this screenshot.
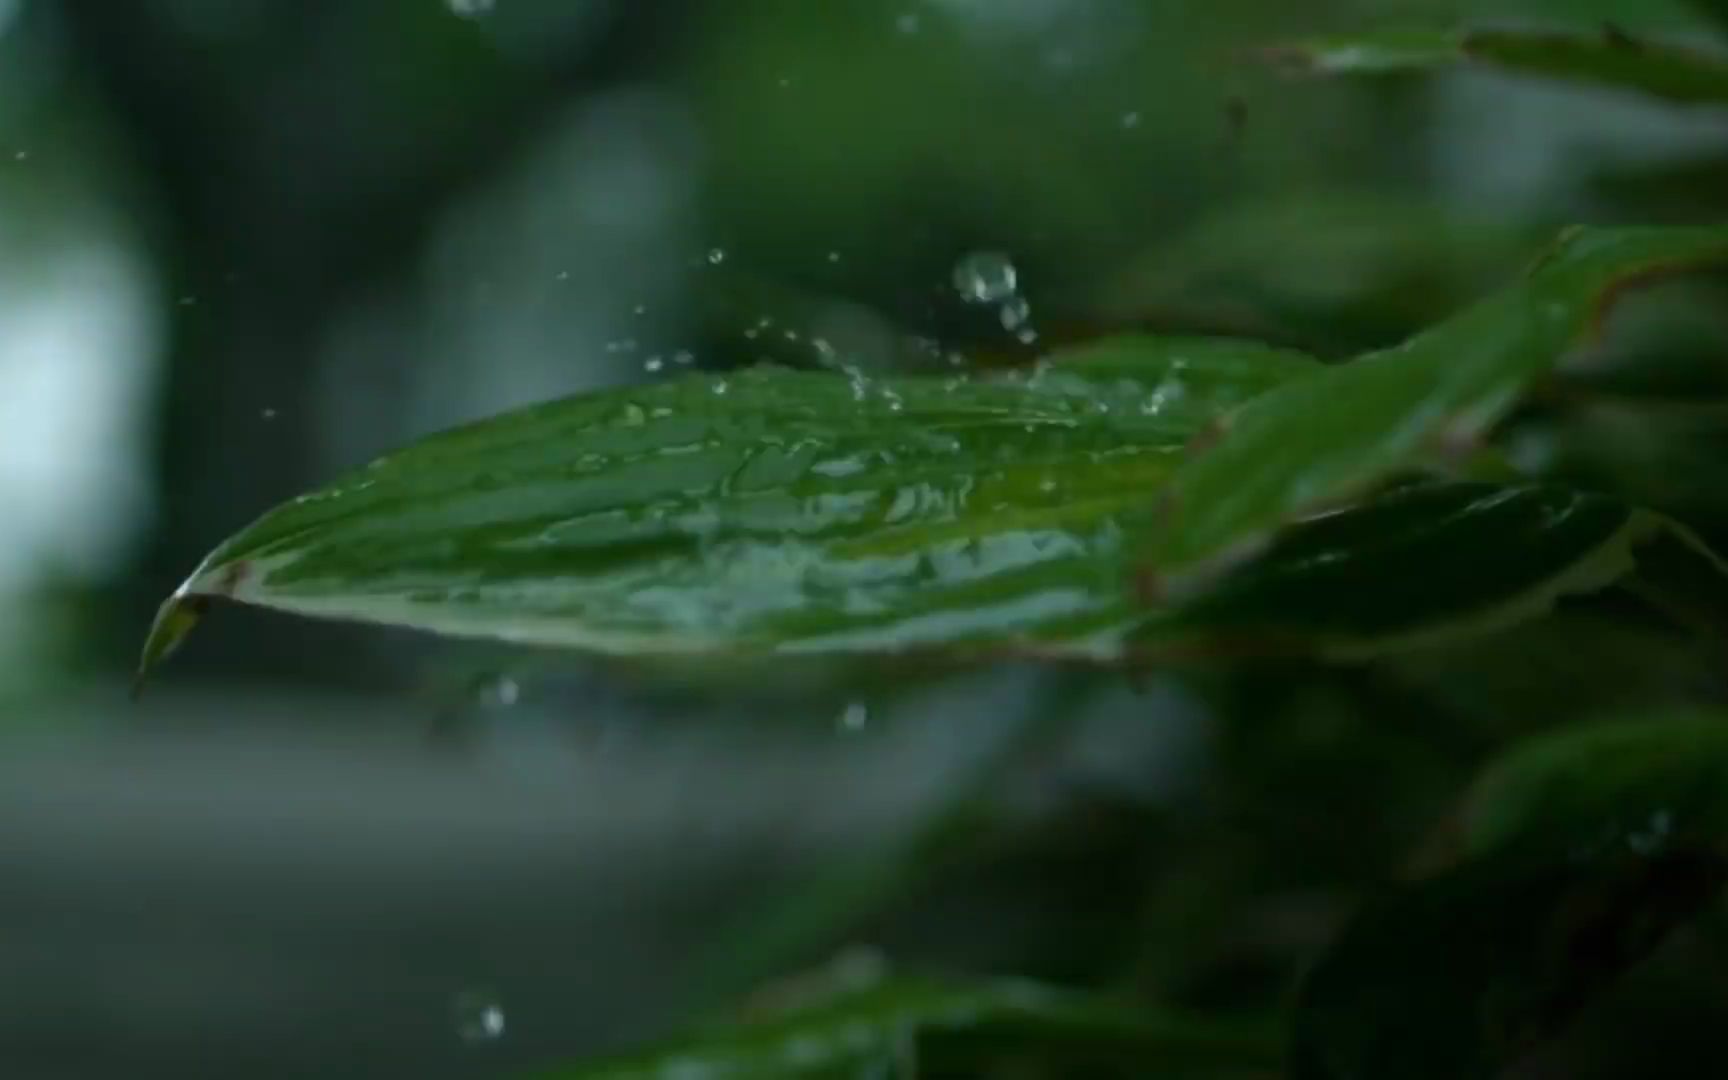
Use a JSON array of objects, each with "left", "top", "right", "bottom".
[
  {"left": 1262, "top": 26, "right": 1728, "bottom": 107},
  {"left": 137, "top": 337, "right": 1318, "bottom": 681},
  {"left": 1086, "top": 194, "right": 1538, "bottom": 354},
  {"left": 526, "top": 974, "right": 1280, "bottom": 1079},
  {"left": 1291, "top": 844, "right": 1728, "bottom": 1080},
  {"left": 1137, "top": 224, "right": 1728, "bottom": 591},
  {"left": 1297, "top": 710, "right": 1728, "bottom": 1079},
  {"left": 1465, "top": 712, "right": 1728, "bottom": 856}
]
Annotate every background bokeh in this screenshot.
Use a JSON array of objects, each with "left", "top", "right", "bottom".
[{"left": 4, "top": 0, "right": 1728, "bottom": 1076}]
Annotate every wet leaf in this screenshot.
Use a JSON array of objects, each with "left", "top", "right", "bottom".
[
  {"left": 1138, "top": 482, "right": 1688, "bottom": 660},
  {"left": 1137, "top": 224, "right": 1728, "bottom": 591},
  {"left": 1295, "top": 711, "right": 1728, "bottom": 1079},
  {"left": 526, "top": 975, "right": 1280, "bottom": 1079},
  {"left": 138, "top": 337, "right": 1317, "bottom": 680},
  {"left": 1262, "top": 26, "right": 1728, "bottom": 107}
]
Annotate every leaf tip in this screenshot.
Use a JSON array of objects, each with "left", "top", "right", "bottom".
[{"left": 134, "top": 593, "right": 210, "bottom": 699}]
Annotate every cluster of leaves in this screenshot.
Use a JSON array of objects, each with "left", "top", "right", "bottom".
[{"left": 139, "top": 13, "right": 1728, "bottom": 1080}]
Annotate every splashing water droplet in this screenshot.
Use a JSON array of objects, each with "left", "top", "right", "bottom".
[
  {"left": 451, "top": 987, "right": 506, "bottom": 1043},
  {"left": 952, "top": 251, "right": 1017, "bottom": 304},
  {"left": 475, "top": 674, "right": 520, "bottom": 709},
  {"left": 706, "top": 248, "right": 727, "bottom": 265},
  {"left": 1120, "top": 110, "right": 1141, "bottom": 129},
  {"left": 838, "top": 701, "right": 869, "bottom": 732},
  {"left": 447, "top": 0, "right": 495, "bottom": 19}
]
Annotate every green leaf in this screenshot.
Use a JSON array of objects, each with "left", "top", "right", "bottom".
[
  {"left": 1139, "top": 481, "right": 1673, "bottom": 659},
  {"left": 1137, "top": 224, "right": 1728, "bottom": 592},
  {"left": 1296, "top": 710, "right": 1728, "bottom": 1079},
  {"left": 524, "top": 975, "right": 1280, "bottom": 1079},
  {"left": 1262, "top": 26, "right": 1728, "bottom": 107},
  {"left": 138, "top": 337, "right": 1318, "bottom": 681},
  {"left": 1464, "top": 711, "right": 1728, "bottom": 858}
]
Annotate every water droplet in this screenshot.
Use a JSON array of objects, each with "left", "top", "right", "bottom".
[
  {"left": 895, "top": 12, "right": 921, "bottom": 33},
  {"left": 447, "top": 0, "right": 495, "bottom": 18},
  {"left": 998, "top": 295, "right": 1031, "bottom": 331},
  {"left": 706, "top": 247, "right": 727, "bottom": 265},
  {"left": 11, "top": 150, "right": 27, "bottom": 162},
  {"left": 260, "top": 407, "right": 278, "bottom": 421},
  {"left": 952, "top": 251, "right": 1017, "bottom": 304},
  {"left": 451, "top": 987, "right": 506, "bottom": 1043},
  {"left": 743, "top": 328, "right": 760, "bottom": 340},
  {"left": 643, "top": 357, "right": 665, "bottom": 373},
  {"left": 619, "top": 402, "right": 648, "bottom": 425},
  {"left": 554, "top": 270, "right": 569, "bottom": 281},
  {"left": 672, "top": 349, "right": 696, "bottom": 366},
  {"left": 1120, "top": 110, "right": 1141, "bottom": 129},
  {"left": 475, "top": 674, "right": 520, "bottom": 708},
  {"left": 1015, "top": 327, "right": 1039, "bottom": 344},
  {"left": 838, "top": 701, "right": 869, "bottom": 732},
  {"left": 782, "top": 328, "right": 800, "bottom": 342},
  {"left": 604, "top": 338, "right": 639, "bottom": 355},
  {"left": 177, "top": 295, "right": 197, "bottom": 307},
  {"left": 633, "top": 303, "right": 648, "bottom": 316},
  {"left": 826, "top": 251, "right": 842, "bottom": 263},
  {"left": 712, "top": 379, "right": 730, "bottom": 395},
  {"left": 1038, "top": 477, "right": 1057, "bottom": 493}
]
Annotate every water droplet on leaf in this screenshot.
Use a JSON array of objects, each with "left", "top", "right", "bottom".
[{"left": 952, "top": 251, "right": 1017, "bottom": 304}]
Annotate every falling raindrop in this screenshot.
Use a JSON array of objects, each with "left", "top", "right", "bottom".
[
  {"left": 838, "top": 700, "right": 869, "bottom": 732},
  {"left": 633, "top": 303, "right": 648, "bottom": 316},
  {"left": 706, "top": 248, "right": 727, "bottom": 265},
  {"left": 11, "top": 150, "right": 27, "bottom": 162},
  {"left": 672, "top": 349, "right": 696, "bottom": 366},
  {"left": 475, "top": 674, "right": 520, "bottom": 709},
  {"left": 451, "top": 987, "right": 506, "bottom": 1044},
  {"left": 952, "top": 251, "right": 1017, "bottom": 304},
  {"left": 643, "top": 356, "right": 665, "bottom": 373},
  {"left": 554, "top": 270, "right": 570, "bottom": 281},
  {"left": 826, "top": 251, "right": 842, "bottom": 263},
  {"left": 260, "top": 407, "right": 278, "bottom": 421},
  {"left": 1120, "top": 110, "right": 1142, "bottom": 129},
  {"left": 447, "top": 0, "right": 495, "bottom": 18},
  {"left": 895, "top": 12, "right": 921, "bottom": 34}
]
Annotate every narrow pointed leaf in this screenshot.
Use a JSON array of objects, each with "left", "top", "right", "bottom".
[
  {"left": 140, "top": 338, "right": 1318, "bottom": 680},
  {"left": 1138, "top": 482, "right": 1680, "bottom": 659},
  {"left": 1263, "top": 26, "right": 1728, "bottom": 107},
  {"left": 1138, "top": 224, "right": 1728, "bottom": 591},
  {"left": 526, "top": 976, "right": 1280, "bottom": 1079}
]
